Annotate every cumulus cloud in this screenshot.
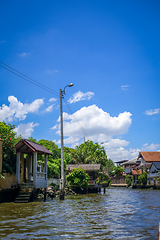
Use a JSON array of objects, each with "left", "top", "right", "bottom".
[
  {"left": 144, "top": 108, "right": 160, "bottom": 115},
  {"left": 68, "top": 91, "right": 94, "bottom": 103},
  {"left": 14, "top": 122, "right": 39, "bottom": 138},
  {"left": 142, "top": 143, "right": 160, "bottom": 151},
  {"left": 0, "top": 96, "right": 44, "bottom": 122},
  {"left": 98, "top": 138, "right": 139, "bottom": 161},
  {"left": 121, "top": 85, "right": 129, "bottom": 90},
  {"left": 44, "top": 105, "right": 54, "bottom": 112},
  {"left": 49, "top": 98, "right": 57, "bottom": 102},
  {"left": 52, "top": 104, "right": 132, "bottom": 145},
  {"left": 105, "top": 146, "right": 140, "bottom": 162}
]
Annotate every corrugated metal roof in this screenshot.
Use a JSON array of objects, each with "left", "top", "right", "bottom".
[
  {"left": 138, "top": 151, "right": 160, "bottom": 162},
  {"left": 66, "top": 164, "right": 101, "bottom": 171},
  {"left": 15, "top": 139, "right": 52, "bottom": 155},
  {"left": 123, "top": 158, "right": 138, "bottom": 166}
]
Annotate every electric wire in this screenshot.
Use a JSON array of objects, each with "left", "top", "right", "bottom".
[
  {"left": 0, "top": 62, "right": 59, "bottom": 97},
  {"left": 0, "top": 61, "right": 87, "bottom": 138}
]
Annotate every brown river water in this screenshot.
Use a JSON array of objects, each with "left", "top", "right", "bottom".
[{"left": 0, "top": 188, "right": 160, "bottom": 240}]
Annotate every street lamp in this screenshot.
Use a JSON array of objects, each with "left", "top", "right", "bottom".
[{"left": 59, "top": 83, "right": 74, "bottom": 200}]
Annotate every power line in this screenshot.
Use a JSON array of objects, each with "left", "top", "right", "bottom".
[
  {"left": 63, "top": 97, "right": 88, "bottom": 137},
  {"left": 0, "top": 62, "right": 59, "bottom": 97},
  {"left": 0, "top": 61, "right": 87, "bottom": 139}
]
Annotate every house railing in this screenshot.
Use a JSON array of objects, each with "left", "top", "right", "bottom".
[{"left": 35, "top": 172, "right": 47, "bottom": 188}]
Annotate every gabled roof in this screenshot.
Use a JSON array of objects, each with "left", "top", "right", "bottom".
[
  {"left": 138, "top": 151, "right": 160, "bottom": 162},
  {"left": 66, "top": 164, "right": 101, "bottom": 171},
  {"left": 15, "top": 139, "right": 52, "bottom": 155},
  {"left": 151, "top": 162, "right": 160, "bottom": 170}
]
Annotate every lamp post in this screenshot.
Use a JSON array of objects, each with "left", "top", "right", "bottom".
[{"left": 59, "top": 83, "right": 74, "bottom": 200}]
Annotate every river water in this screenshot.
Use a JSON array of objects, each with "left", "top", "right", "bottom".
[{"left": 0, "top": 188, "right": 160, "bottom": 240}]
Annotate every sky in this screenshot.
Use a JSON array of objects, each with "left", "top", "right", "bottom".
[{"left": 0, "top": 0, "right": 160, "bottom": 162}]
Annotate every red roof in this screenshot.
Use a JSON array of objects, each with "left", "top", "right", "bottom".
[
  {"left": 131, "top": 169, "right": 143, "bottom": 175},
  {"left": 138, "top": 151, "right": 160, "bottom": 162}
]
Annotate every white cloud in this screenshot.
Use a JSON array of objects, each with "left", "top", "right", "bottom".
[
  {"left": 98, "top": 138, "right": 139, "bottom": 162},
  {"left": 44, "top": 105, "right": 54, "bottom": 112},
  {"left": 68, "top": 91, "right": 94, "bottom": 103},
  {"left": 52, "top": 104, "right": 132, "bottom": 147},
  {"left": 20, "top": 52, "right": 31, "bottom": 57},
  {"left": 144, "top": 108, "right": 160, "bottom": 115},
  {"left": 103, "top": 139, "right": 129, "bottom": 149},
  {"left": 0, "top": 96, "right": 44, "bottom": 122},
  {"left": 14, "top": 122, "right": 39, "bottom": 138},
  {"left": 142, "top": 143, "right": 160, "bottom": 151},
  {"left": 49, "top": 98, "right": 57, "bottom": 102},
  {"left": 105, "top": 147, "right": 140, "bottom": 162},
  {"left": 121, "top": 85, "right": 129, "bottom": 90},
  {"left": 46, "top": 69, "right": 59, "bottom": 74}
]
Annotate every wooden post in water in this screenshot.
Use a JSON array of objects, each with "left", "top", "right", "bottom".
[
  {"left": 44, "top": 188, "right": 46, "bottom": 202},
  {"left": 158, "top": 221, "right": 160, "bottom": 240},
  {"left": 103, "top": 187, "right": 106, "bottom": 194}
]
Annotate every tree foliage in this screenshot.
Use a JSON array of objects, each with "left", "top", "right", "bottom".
[
  {"left": 138, "top": 171, "right": 147, "bottom": 186},
  {"left": 66, "top": 167, "right": 90, "bottom": 188},
  {"left": 70, "top": 140, "right": 112, "bottom": 170},
  {"left": 0, "top": 122, "right": 20, "bottom": 174},
  {"left": 125, "top": 174, "right": 133, "bottom": 187},
  {"left": 112, "top": 166, "right": 124, "bottom": 176}
]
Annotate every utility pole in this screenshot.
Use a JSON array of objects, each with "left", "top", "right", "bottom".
[
  {"left": 60, "top": 88, "right": 64, "bottom": 200},
  {"left": 59, "top": 83, "right": 74, "bottom": 200}
]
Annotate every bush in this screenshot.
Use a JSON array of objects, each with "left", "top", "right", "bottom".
[
  {"left": 66, "top": 168, "right": 90, "bottom": 188},
  {"left": 138, "top": 171, "right": 147, "bottom": 186},
  {"left": 125, "top": 175, "right": 133, "bottom": 187}
]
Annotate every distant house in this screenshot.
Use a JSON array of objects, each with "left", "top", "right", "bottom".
[
  {"left": 121, "top": 158, "right": 138, "bottom": 174},
  {"left": 137, "top": 151, "right": 160, "bottom": 169},
  {"left": 131, "top": 169, "right": 143, "bottom": 186},
  {"left": 66, "top": 164, "right": 101, "bottom": 187},
  {"left": 115, "top": 160, "right": 128, "bottom": 167},
  {"left": 147, "top": 162, "right": 160, "bottom": 187}
]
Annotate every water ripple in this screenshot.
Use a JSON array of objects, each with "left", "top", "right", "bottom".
[{"left": 0, "top": 188, "right": 160, "bottom": 239}]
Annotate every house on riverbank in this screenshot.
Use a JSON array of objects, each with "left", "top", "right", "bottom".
[
  {"left": 147, "top": 162, "right": 160, "bottom": 187},
  {"left": 0, "top": 138, "right": 52, "bottom": 203}
]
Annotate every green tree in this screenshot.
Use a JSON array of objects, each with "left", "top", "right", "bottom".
[
  {"left": 105, "top": 158, "right": 115, "bottom": 176},
  {"left": 138, "top": 171, "right": 147, "bottom": 186},
  {"left": 66, "top": 167, "right": 90, "bottom": 188},
  {"left": 73, "top": 140, "right": 109, "bottom": 170},
  {"left": 112, "top": 166, "right": 124, "bottom": 176},
  {"left": 0, "top": 122, "right": 19, "bottom": 174},
  {"left": 125, "top": 174, "right": 133, "bottom": 187}
]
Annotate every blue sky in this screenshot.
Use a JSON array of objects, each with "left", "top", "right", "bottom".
[{"left": 0, "top": 0, "right": 160, "bottom": 162}]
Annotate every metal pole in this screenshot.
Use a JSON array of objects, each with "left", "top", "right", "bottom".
[{"left": 60, "top": 89, "right": 65, "bottom": 200}]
